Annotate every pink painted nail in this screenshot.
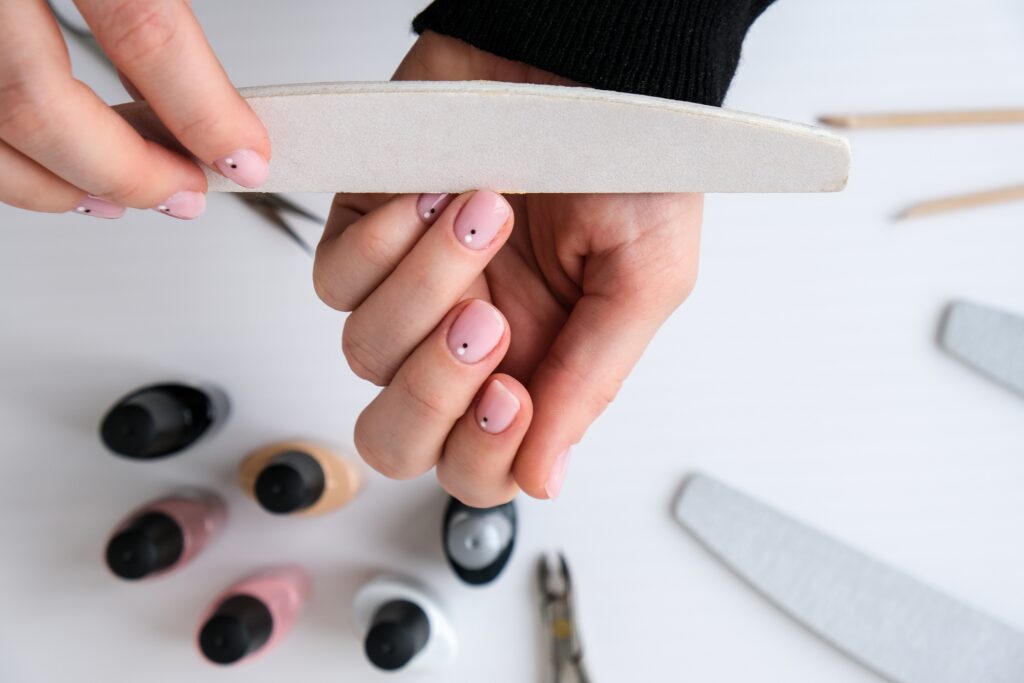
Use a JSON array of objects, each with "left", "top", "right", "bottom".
[
  {"left": 214, "top": 149, "right": 269, "bottom": 189},
  {"left": 545, "top": 448, "right": 571, "bottom": 500},
  {"left": 453, "top": 190, "right": 510, "bottom": 250},
  {"left": 476, "top": 378, "right": 520, "bottom": 434},
  {"left": 71, "top": 195, "right": 124, "bottom": 219},
  {"left": 153, "top": 191, "right": 206, "bottom": 220},
  {"left": 447, "top": 300, "right": 505, "bottom": 364},
  {"left": 417, "top": 193, "right": 453, "bottom": 224}
]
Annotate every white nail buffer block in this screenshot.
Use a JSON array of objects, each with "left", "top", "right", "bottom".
[{"left": 114, "top": 81, "right": 850, "bottom": 194}]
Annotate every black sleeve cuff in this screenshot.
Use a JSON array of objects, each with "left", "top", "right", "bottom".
[{"left": 412, "top": 0, "right": 776, "bottom": 106}]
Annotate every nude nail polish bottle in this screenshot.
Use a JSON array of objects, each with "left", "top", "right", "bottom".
[
  {"left": 353, "top": 575, "right": 458, "bottom": 672},
  {"left": 105, "top": 491, "right": 226, "bottom": 581},
  {"left": 443, "top": 497, "right": 517, "bottom": 586},
  {"left": 238, "top": 441, "right": 361, "bottom": 516},
  {"left": 198, "top": 567, "right": 310, "bottom": 666},
  {"left": 100, "top": 382, "right": 229, "bottom": 460}
]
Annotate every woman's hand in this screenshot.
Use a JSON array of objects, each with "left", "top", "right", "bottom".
[
  {"left": 0, "top": 0, "right": 269, "bottom": 219},
  {"left": 313, "top": 33, "right": 703, "bottom": 506}
]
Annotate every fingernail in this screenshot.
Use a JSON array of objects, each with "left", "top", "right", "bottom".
[
  {"left": 153, "top": 191, "right": 206, "bottom": 220},
  {"left": 71, "top": 195, "right": 124, "bottom": 219},
  {"left": 545, "top": 448, "right": 571, "bottom": 500},
  {"left": 417, "top": 193, "right": 453, "bottom": 224},
  {"left": 453, "top": 190, "right": 509, "bottom": 250},
  {"left": 476, "top": 378, "right": 520, "bottom": 434},
  {"left": 214, "top": 149, "right": 269, "bottom": 189},
  {"left": 447, "top": 300, "right": 505, "bottom": 364}
]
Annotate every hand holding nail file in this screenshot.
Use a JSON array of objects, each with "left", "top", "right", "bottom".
[
  {"left": 114, "top": 81, "right": 850, "bottom": 194},
  {"left": 674, "top": 474, "right": 1024, "bottom": 683}
]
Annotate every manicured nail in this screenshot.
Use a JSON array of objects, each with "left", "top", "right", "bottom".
[
  {"left": 71, "top": 195, "right": 124, "bottom": 219},
  {"left": 545, "top": 448, "right": 571, "bottom": 500},
  {"left": 153, "top": 191, "right": 206, "bottom": 220},
  {"left": 417, "top": 193, "right": 453, "bottom": 224},
  {"left": 476, "top": 379, "right": 520, "bottom": 434},
  {"left": 453, "top": 190, "right": 509, "bottom": 250},
  {"left": 214, "top": 149, "right": 269, "bottom": 189},
  {"left": 447, "top": 300, "right": 505, "bottom": 364}
]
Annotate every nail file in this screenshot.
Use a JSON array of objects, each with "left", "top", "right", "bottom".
[
  {"left": 939, "top": 301, "right": 1024, "bottom": 399},
  {"left": 674, "top": 474, "right": 1024, "bottom": 683},
  {"left": 114, "top": 81, "right": 850, "bottom": 194}
]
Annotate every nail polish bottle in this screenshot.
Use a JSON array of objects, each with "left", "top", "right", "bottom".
[
  {"left": 100, "top": 382, "right": 229, "bottom": 460},
  {"left": 198, "top": 567, "right": 310, "bottom": 666},
  {"left": 105, "top": 491, "right": 226, "bottom": 581},
  {"left": 443, "top": 497, "right": 517, "bottom": 585},
  {"left": 239, "top": 441, "right": 361, "bottom": 516},
  {"left": 353, "top": 575, "right": 457, "bottom": 672}
]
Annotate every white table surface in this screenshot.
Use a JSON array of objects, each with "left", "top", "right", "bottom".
[{"left": 2, "top": 1, "right": 1023, "bottom": 681}]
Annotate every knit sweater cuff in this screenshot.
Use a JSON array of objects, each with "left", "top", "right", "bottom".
[{"left": 412, "top": 0, "right": 775, "bottom": 106}]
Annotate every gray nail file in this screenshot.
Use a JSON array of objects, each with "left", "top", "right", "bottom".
[
  {"left": 114, "top": 81, "right": 850, "bottom": 194},
  {"left": 940, "top": 301, "right": 1024, "bottom": 399},
  {"left": 674, "top": 474, "right": 1024, "bottom": 683}
]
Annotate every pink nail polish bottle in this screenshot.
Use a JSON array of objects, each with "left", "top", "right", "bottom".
[
  {"left": 105, "top": 491, "right": 226, "bottom": 581},
  {"left": 197, "top": 567, "right": 310, "bottom": 665}
]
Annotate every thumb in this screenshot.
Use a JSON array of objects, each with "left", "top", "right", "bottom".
[{"left": 512, "top": 255, "right": 697, "bottom": 499}]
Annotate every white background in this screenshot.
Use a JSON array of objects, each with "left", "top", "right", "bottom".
[{"left": 1, "top": 1, "right": 1023, "bottom": 681}]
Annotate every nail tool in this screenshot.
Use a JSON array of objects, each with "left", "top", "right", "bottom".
[
  {"left": 234, "top": 193, "right": 320, "bottom": 255},
  {"left": 819, "top": 109, "right": 1024, "bottom": 128},
  {"left": 674, "top": 474, "right": 1024, "bottom": 683},
  {"left": 116, "top": 81, "right": 850, "bottom": 194},
  {"left": 896, "top": 183, "right": 1024, "bottom": 220},
  {"left": 819, "top": 104, "right": 1024, "bottom": 219},
  {"left": 940, "top": 301, "right": 1024, "bottom": 399},
  {"left": 538, "top": 553, "right": 590, "bottom": 683},
  {"left": 442, "top": 497, "right": 516, "bottom": 585}
]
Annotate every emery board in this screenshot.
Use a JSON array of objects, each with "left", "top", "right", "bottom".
[
  {"left": 114, "top": 81, "right": 850, "bottom": 194},
  {"left": 674, "top": 474, "right": 1024, "bottom": 683},
  {"left": 939, "top": 301, "right": 1024, "bottom": 399}
]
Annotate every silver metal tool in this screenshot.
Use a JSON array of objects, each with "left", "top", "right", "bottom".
[
  {"left": 940, "top": 300, "right": 1024, "bottom": 399},
  {"left": 674, "top": 473, "right": 1024, "bottom": 683},
  {"left": 538, "top": 553, "right": 590, "bottom": 683}
]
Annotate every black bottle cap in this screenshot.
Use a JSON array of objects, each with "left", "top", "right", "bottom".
[
  {"left": 199, "top": 595, "right": 274, "bottom": 665},
  {"left": 105, "top": 512, "right": 185, "bottom": 580},
  {"left": 100, "top": 383, "right": 219, "bottom": 460},
  {"left": 364, "top": 600, "right": 430, "bottom": 671},
  {"left": 254, "top": 450, "right": 326, "bottom": 514}
]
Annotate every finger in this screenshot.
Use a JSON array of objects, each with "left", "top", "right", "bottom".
[
  {"left": 513, "top": 208, "right": 702, "bottom": 499},
  {"left": 0, "top": 0, "right": 207, "bottom": 211},
  {"left": 341, "top": 190, "right": 512, "bottom": 386},
  {"left": 0, "top": 138, "right": 125, "bottom": 217},
  {"left": 437, "top": 374, "right": 532, "bottom": 507},
  {"left": 313, "top": 192, "right": 451, "bottom": 312},
  {"left": 78, "top": 0, "right": 270, "bottom": 188},
  {"left": 354, "top": 299, "right": 509, "bottom": 481}
]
